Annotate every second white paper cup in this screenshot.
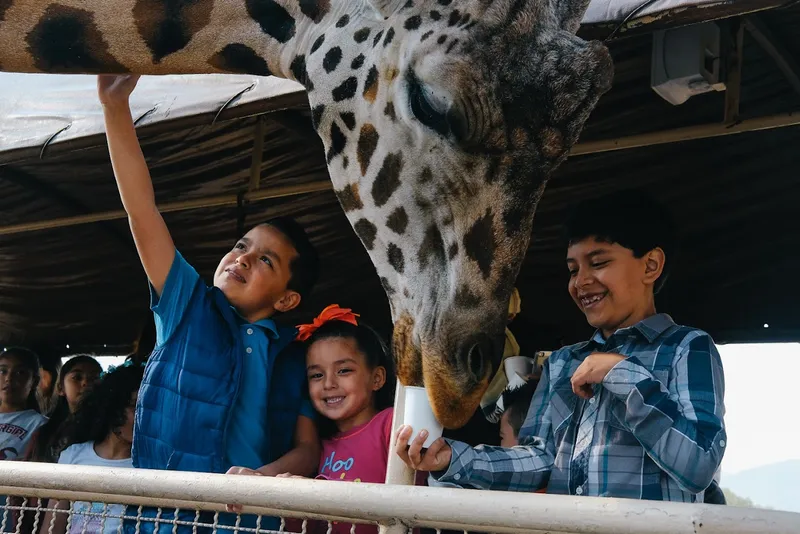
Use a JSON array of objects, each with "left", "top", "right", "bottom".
[{"left": 403, "top": 386, "right": 444, "bottom": 448}]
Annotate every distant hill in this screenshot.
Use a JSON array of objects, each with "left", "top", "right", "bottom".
[{"left": 723, "top": 460, "right": 800, "bottom": 513}]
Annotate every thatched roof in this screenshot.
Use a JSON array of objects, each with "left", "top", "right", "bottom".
[{"left": 1, "top": 0, "right": 799, "bottom": 359}]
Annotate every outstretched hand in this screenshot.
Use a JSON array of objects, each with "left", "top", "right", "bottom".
[
  {"left": 97, "top": 74, "right": 141, "bottom": 108},
  {"left": 394, "top": 425, "right": 452, "bottom": 473}
]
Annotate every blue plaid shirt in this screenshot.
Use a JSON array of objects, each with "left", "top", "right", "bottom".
[{"left": 433, "top": 314, "right": 726, "bottom": 502}]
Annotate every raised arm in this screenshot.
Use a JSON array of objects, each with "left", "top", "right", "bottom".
[{"left": 99, "top": 75, "right": 174, "bottom": 295}]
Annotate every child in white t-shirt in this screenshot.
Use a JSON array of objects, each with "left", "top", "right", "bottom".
[
  {"left": 0, "top": 348, "right": 47, "bottom": 461},
  {"left": 40, "top": 362, "right": 143, "bottom": 534}
]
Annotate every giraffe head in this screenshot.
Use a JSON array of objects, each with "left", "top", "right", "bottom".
[
  {"left": 0, "top": 0, "right": 611, "bottom": 429},
  {"left": 304, "top": 0, "right": 613, "bottom": 427}
]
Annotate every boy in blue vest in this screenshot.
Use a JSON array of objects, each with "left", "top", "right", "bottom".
[
  {"left": 397, "top": 190, "right": 727, "bottom": 503},
  {"left": 99, "top": 75, "right": 320, "bottom": 530}
]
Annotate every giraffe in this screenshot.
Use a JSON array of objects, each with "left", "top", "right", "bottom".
[{"left": 0, "top": 0, "right": 613, "bottom": 429}]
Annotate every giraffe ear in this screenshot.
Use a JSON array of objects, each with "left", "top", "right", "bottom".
[
  {"left": 551, "top": 0, "right": 591, "bottom": 34},
  {"left": 365, "top": 0, "right": 407, "bottom": 19}
]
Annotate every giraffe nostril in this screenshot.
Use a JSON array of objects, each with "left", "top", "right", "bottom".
[{"left": 459, "top": 334, "right": 496, "bottom": 382}]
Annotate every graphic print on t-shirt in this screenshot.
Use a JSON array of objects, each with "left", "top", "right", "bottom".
[{"left": 0, "top": 411, "right": 47, "bottom": 461}]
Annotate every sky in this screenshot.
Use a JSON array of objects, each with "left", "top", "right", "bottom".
[
  {"left": 94, "top": 343, "right": 799, "bottom": 476},
  {"left": 717, "top": 343, "right": 800, "bottom": 476}
]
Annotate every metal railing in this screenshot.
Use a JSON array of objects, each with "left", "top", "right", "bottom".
[{"left": 0, "top": 462, "right": 798, "bottom": 534}]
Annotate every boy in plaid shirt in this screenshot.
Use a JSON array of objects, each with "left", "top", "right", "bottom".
[{"left": 397, "top": 191, "right": 726, "bottom": 502}]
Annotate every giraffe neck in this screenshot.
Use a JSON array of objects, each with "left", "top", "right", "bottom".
[{"left": 0, "top": 0, "right": 355, "bottom": 81}]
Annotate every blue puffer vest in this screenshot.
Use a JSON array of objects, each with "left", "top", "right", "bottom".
[{"left": 127, "top": 284, "right": 308, "bottom": 534}]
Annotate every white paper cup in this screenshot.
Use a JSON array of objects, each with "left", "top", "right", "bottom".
[
  {"left": 402, "top": 386, "right": 444, "bottom": 448},
  {"left": 503, "top": 356, "right": 535, "bottom": 382}
]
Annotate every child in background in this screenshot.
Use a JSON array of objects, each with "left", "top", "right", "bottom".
[
  {"left": 39, "top": 362, "right": 144, "bottom": 534},
  {"left": 0, "top": 348, "right": 46, "bottom": 534},
  {"left": 497, "top": 377, "right": 539, "bottom": 449},
  {"left": 35, "top": 352, "right": 62, "bottom": 417},
  {"left": 0, "top": 348, "right": 45, "bottom": 461},
  {"left": 30, "top": 356, "right": 102, "bottom": 464},
  {"left": 230, "top": 305, "right": 395, "bottom": 534}
]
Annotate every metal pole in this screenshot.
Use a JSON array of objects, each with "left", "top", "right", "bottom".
[{"left": 380, "top": 382, "right": 415, "bottom": 534}]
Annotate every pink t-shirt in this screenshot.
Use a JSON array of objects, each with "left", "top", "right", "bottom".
[
  {"left": 286, "top": 408, "right": 394, "bottom": 534},
  {"left": 318, "top": 407, "right": 393, "bottom": 485}
]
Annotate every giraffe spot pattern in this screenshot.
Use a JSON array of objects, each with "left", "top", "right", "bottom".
[
  {"left": 419, "top": 167, "right": 433, "bottom": 184},
  {"left": 340, "top": 112, "right": 356, "bottom": 130},
  {"left": 448, "top": 242, "right": 458, "bottom": 259},
  {"left": 418, "top": 224, "right": 446, "bottom": 271},
  {"left": 371, "top": 153, "right": 404, "bottom": 208},
  {"left": 357, "top": 124, "right": 379, "bottom": 176},
  {"left": 464, "top": 209, "right": 496, "bottom": 279},
  {"left": 326, "top": 121, "right": 347, "bottom": 163},
  {"left": 351, "top": 54, "right": 365, "bottom": 69},
  {"left": 404, "top": 15, "right": 422, "bottom": 31},
  {"left": 380, "top": 277, "right": 396, "bottom": 296},
  {"left": 133, "top": 0, "right": 214, "bottom": 63},
  {"left": 298, "top": 0, "right": 330, "bottom": 23},
  {"left": 290, "top": 54, "right": 312, "bottom": 90},
  {"left": 336, "top": 183, "right": 363, "bottom": 212},
  {"left": 332, "top": 76, "right": 358, "bottom": 101},
  {"left": 386, "top": 207, "right": 409, "bottom": 235},
  {"left": 310, "top": 34, "right": 325, "bottom": 54},
  {"left": 311, "top": 104, "right": 325, "bottom": 130},
  {"left": 363, "top": 65, "right": 379, "bottom": 103},
  {"left": 323, "top": 46, "right": 342, "bottom": 73},
  {"left": 27, "top": 5, "right": 126, "bottom": 73},
  {"left": 354, "top": 219, "right": 378, "bottom": 250},
  {"left": 454, "top": 285, "right": 481, "bottom": 308},
  {"left": 0, "top": 0, "right": 11, "bottom": 22},
  {"left": 209, "top": 44, "right": 271, "bottom": 76},
  {"left": 388, "top": 244, "right": 405, "bottom": 274},
  {"left": 353, "top": 28, "right": 370, "bottom": 43},
  {"left": 245, "top": 0, "right": 296, "bottom": 43},
  {"left": 383, "top": 27, "right": 395, "bottom": 47},
  {"left": 384, "top": 102, "right": 396, "bottom": 121}
]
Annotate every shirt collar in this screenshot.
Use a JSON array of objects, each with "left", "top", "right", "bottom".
[
  {"left": 578, "top": 313, "right": 676, "bottom": 352},
  {"left": 231, "top": 308, "right": 280, "bottom": 339}
]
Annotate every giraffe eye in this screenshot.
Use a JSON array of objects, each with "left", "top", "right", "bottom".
[{"left": 408, "top": 73, "right": 452, "bottom": 138}]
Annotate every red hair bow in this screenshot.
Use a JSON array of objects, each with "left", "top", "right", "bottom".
[{"left": 296, "top": 304, "right": 360, "bottom": 342}]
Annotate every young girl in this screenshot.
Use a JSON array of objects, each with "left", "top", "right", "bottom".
[
  {"left": 30, "top": 355, "right": 102, "bottom": 463},
  {"left": 0, "top": 348, "right": 46, "bottom": 462},
  {"left": 40, "top": 362, "right": 144, "bottom": 534},
  {"left": 240, "top": 305, "right": 395, "bottom": 534}
]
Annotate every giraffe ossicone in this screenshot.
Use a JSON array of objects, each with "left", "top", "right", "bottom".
[{"left": 0, "top": 0, "right": 613, "bottom": 429}]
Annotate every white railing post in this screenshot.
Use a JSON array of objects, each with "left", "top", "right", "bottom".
[{"left": 381, "top": 382, "right": 415, "bottom": 533}]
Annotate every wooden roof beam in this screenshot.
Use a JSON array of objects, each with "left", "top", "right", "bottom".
[{"left": 744, "top": 15, "right": 800, "bottom": 98}]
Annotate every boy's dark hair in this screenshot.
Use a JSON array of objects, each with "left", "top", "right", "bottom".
[
  {"left": 70, "top": 362, "right": 144, "bottom": 446},
  {"left": 0, "top": 347, "right": 41, "bottom": 412},
  {"left": 32, "top": 355, "right": 102, "bottom": 462},
  {"left": 501, "top": 377, "right": 539, "bottom": 437},
  {"left": 307, "top": 320, "right": 395, "bottom": 438},
  {"left": 564, "top": 190, "right": 677, "bottom": 294},
  {"left": 262, "top": 217, "right": 320, "bottom": 301}
]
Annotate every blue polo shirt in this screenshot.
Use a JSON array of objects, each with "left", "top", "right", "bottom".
[{"left": 151, "top": 250, "right": 315, "bottom": 469}]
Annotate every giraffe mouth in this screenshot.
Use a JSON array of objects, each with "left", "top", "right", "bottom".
[{"left": 393, "top": 313, "right": 494, "bottom": 429}]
